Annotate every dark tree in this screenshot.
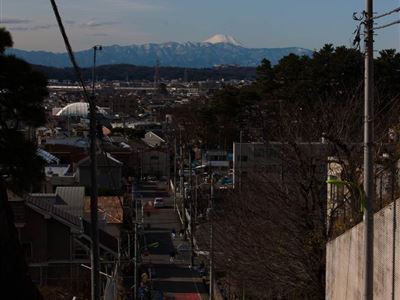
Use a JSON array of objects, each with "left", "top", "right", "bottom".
[
  {"left": 181, "top": 44, "right": 400, "bottom": 299},
  {"left": 255, "top": 58, "right": 275, "bottom": 95},
  {"left": 0, "top": 28, "right": 47, "bottom": 299}
]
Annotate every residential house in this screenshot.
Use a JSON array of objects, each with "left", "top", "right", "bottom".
[
  {"left": 42, "top": 164, "right": 76, "bottom": 193},
  {"left": 202, "top": 150, "right": 231, "bottom": 171},
  {"left": 77, "top": 152, "right": 123, "bottom": 191},
  {"left": 9, "top": 191, "right": 118, "bottom": 288},
  {"left": 142, "top": 148, "right": 169, "bottom": 178}
]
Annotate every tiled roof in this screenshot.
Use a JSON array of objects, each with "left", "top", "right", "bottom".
[
  {"left": 84, "top": 196, "right": 123, "bottom": 224},
  {"left": 29, "top": 193, "right": 67, "bottom": 205},
  {"left": 26, "top": 195, "right": 81, "bottom": 227},
  {"left": 55, "top": 186, "right": 85, "bottom": 216}
]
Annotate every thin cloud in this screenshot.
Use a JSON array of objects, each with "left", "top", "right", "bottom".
[
  {"left": 8, "top": 27, "right": 30, "bottom": 31},
  {"left": 0, "top": 18, "right": 31, "bottom": 24},
  {"left": 9, "top": 24, "right": 56, "bottom": 31},
  {"left": 31, "top": 24, "right": 56, "bottom": 30},
  {"left": 103, "top": 0, "right": 164, "bottom": 11},
  {"left": 91, "top": 33, "right": 109, "bottom": 37},
  {"left": 82, "top": 20, "right": 119, "bottom": 28}
]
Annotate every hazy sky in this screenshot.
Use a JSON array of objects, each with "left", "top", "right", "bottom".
[{"left": 1, "top": 0, "right": 400, "bottom": 52}]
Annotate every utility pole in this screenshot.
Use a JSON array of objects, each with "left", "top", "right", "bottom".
[
  {"left": 195, "top": 174, "right": 198, "bottom": 225},
  {"left": 209, "top": 173, "right": 214, "bottom": 300},
  {"left": 239, "top": 130, "right": 243, "bottom": 191},
  {"left": 133, "top": 184, "right": 138, "bottom": 300},
  {"left": 189, "top": 149, "right": 194, "bottom": 267},
  {"left": 174, "top": 137, "right": 177, "bottom": 211},
  {"left": 128, "top": 233, "right": 131, "bottom": 259},
  {"left": 363, "top": 1, "right": 374, "bottom": 299},
  {"left": 89, "top": 45, "right": 101, "bottom": 300},
  {"left": 180, "top": 143, "right": 185, "bottom": 223}
]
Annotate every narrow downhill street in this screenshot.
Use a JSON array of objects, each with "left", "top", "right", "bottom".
[{"left": 136, "top": 180, "right": 208, "bottom": 300}]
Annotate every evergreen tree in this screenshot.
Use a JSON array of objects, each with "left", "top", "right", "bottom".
[{"left": 0, "top": 28, "right": 47, "bottom": 300}]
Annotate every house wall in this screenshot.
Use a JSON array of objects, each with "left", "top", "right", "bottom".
[
  {"left": 110, "top": 151, "right": 135, "bottom": 175},
  {"left": 43, "top": 175, "right": 77, "bottom": 193},
  {"left": 79, "top": 166, "right": 122, "bottom": 190},
  {"left": 142, "top": 149, "right": 168, "bottom": 177},
  {"left": 20, "top": 208, "right": 48, "bottom": 262},
  {"left": 19, "top": 207, "right": 72, "bottom": 263},
  {"left": 326, "top": 200, "right": 400, "bottom": 299},
  {"left": 19, "top": 207, "right": 85, "bottom": 287},
  {"left": 202, "top": 150, "right": 230, "bottom": 168},
  {"left": 103, "top": 223, "right": 121, "bottom": 238},
  {"left": 47, "top": 218, "right": 71, "bottom": 260}
]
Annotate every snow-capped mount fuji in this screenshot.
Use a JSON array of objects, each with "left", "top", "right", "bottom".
[
  {"left": 7, "top": 36, "right": 312, "bottom": 68},
  {"left": 203, "top": 34, "right": 242, "bottom": 46}
]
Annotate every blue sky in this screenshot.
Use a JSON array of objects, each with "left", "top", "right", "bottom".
[{"left": 1, "top": 0, "right": 400, "bottom": 52}]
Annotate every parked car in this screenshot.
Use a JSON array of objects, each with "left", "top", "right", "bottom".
[{"left": 153, "top": 197, "right": 164, "bottom": 208}]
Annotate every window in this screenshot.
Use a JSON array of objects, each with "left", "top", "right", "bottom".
[
  {"left": 150, "top": 156, "right": 159, "bottom": 160},
  {"left": 21, "top": 242, "right": 32, "bottom": 259}
]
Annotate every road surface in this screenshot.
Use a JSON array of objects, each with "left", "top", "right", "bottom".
[{"left": 136, "top": 180, "right": 208, "bottom": 300}]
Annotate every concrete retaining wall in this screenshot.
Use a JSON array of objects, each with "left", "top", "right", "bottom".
[{"left": 326, "top": 200, "right": 400, "bottom": 299}]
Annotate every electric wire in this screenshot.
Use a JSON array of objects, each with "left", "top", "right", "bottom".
[
  {"left": 374, "top": 20, "right": 400, "bottom": 30},
  {"left": 49, "top": 2, "right": 120, "bottom": 290},
  {"left": 49, "top": 0, "right": 90, "bottom": 103},
  {"left": 372, "top": 6, "right": 400, "bottom": 20},
  {"left": 352, "top": 6, "right": 400, "bottom": 45}
]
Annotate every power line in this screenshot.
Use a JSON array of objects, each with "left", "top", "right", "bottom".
[
  {"left": 374, "top": 19, "right": 400, "bottom": 30},
  {"left": 353, "top": 6, "right": 400, "bottom": 45},
  {"left": 49, "top": 0, "right": 89, "bottom": 103},
  {"left": 372, "top": 6, "right": 400, "bottom": 20},
  {"left": 49, "top": 2, "right": 101, "bottom": 299}
]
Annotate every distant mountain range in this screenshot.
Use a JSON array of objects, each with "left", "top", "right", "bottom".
[{"left": 7, "top": 34, "right": 313, "bottom": 68}]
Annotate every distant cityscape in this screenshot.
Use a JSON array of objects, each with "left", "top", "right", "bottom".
[{"left": 2, "top": 1, "right": 400, "bottom": 299}]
